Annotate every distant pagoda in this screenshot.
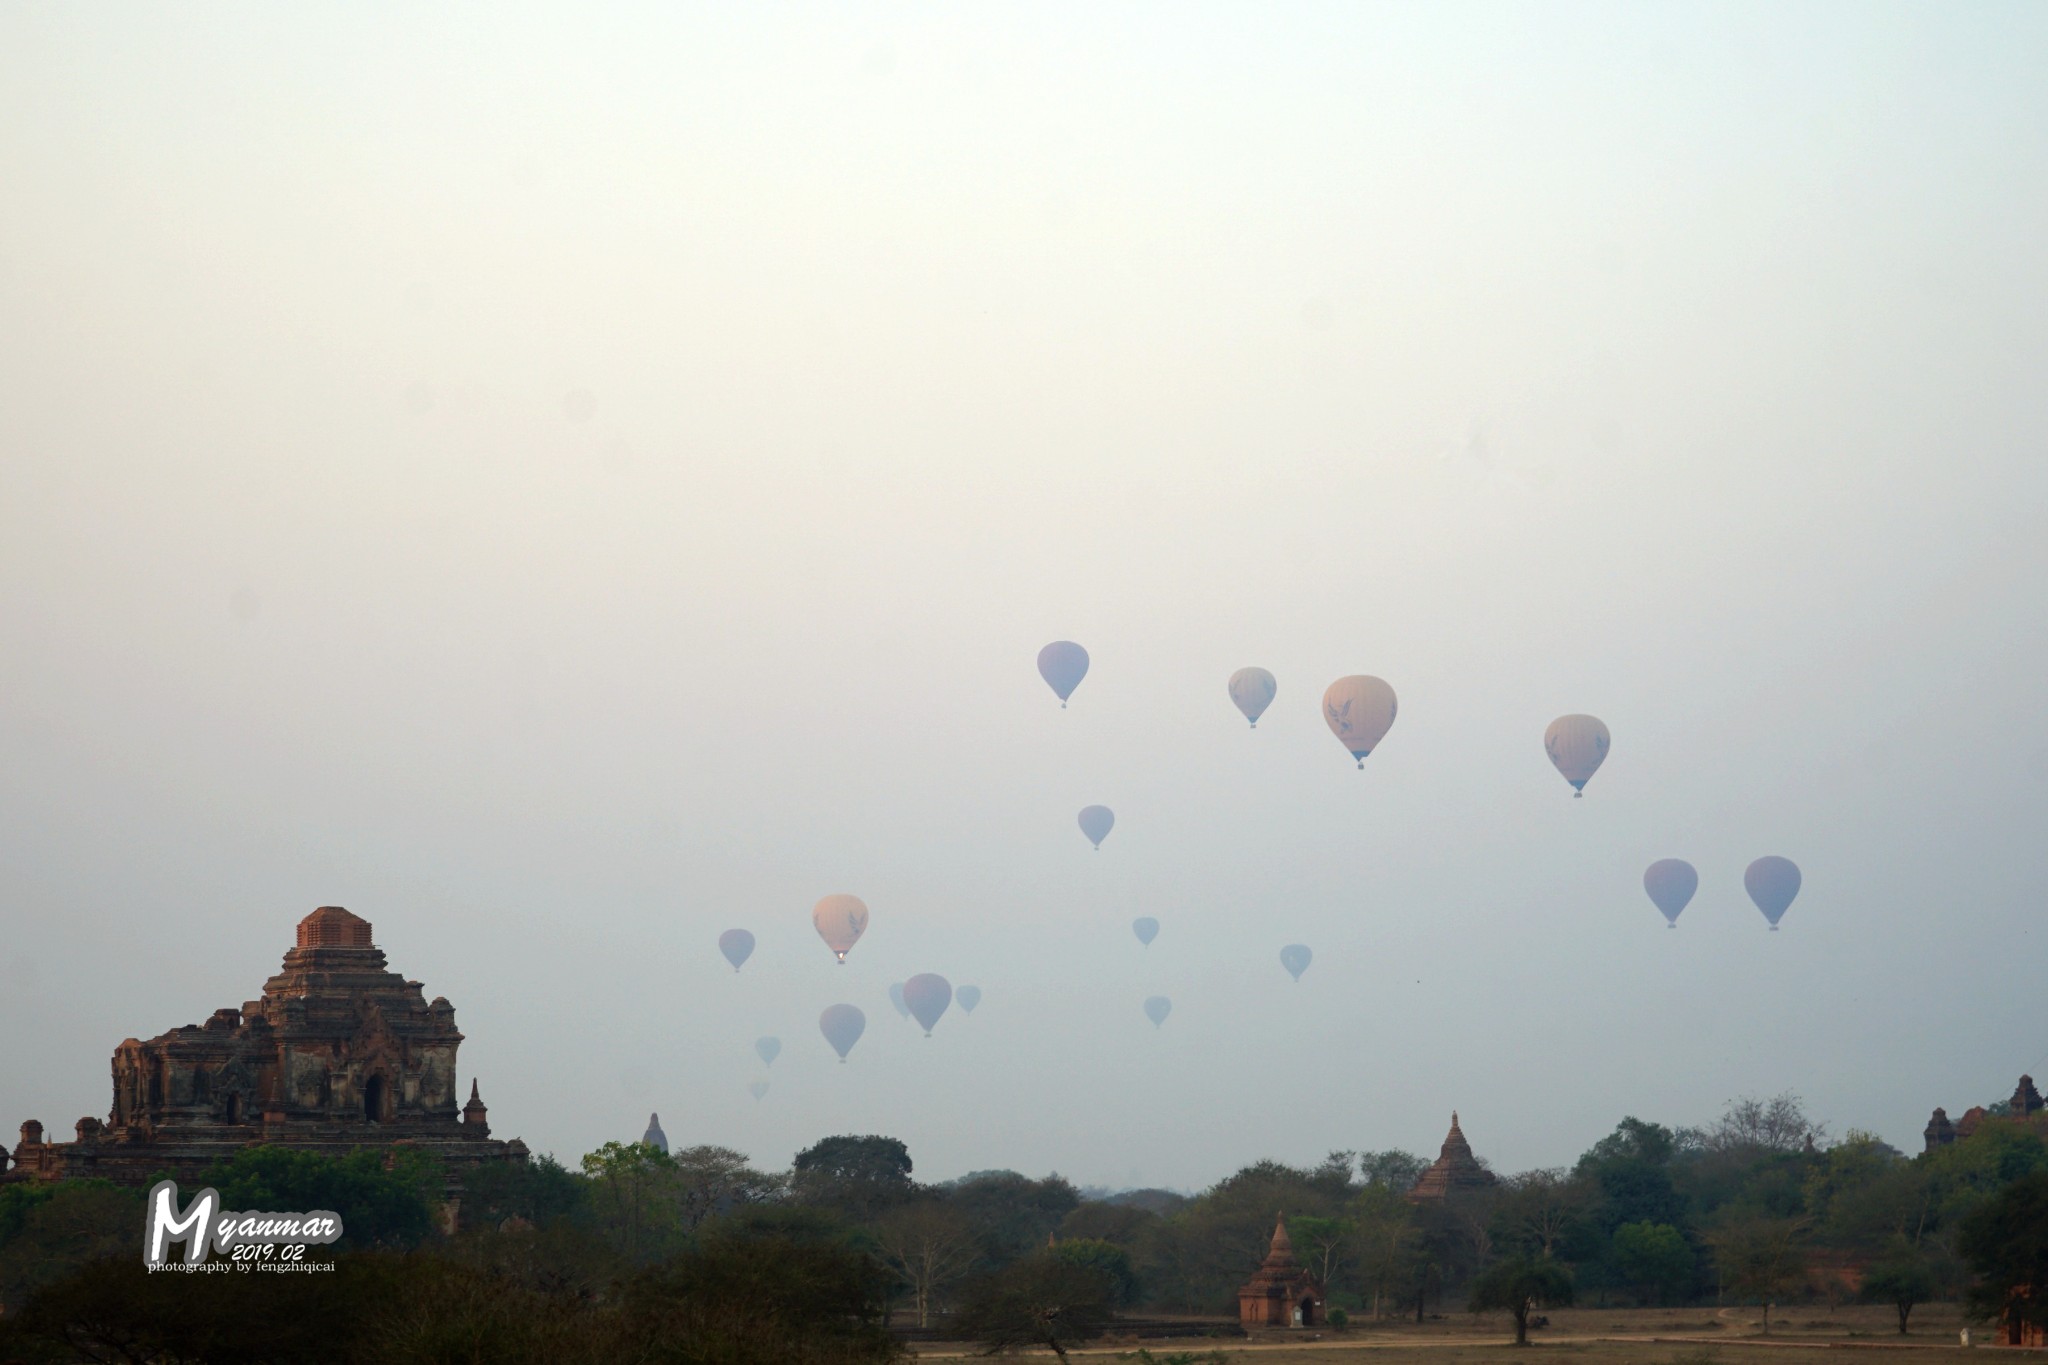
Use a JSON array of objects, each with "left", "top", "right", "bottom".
[
  {"left": 1237, "top": 1214, "right": 1325, "bottom": 1329},
  {"left": 1407, "top": 1111, "right": 1497, "bottom": 1201}
]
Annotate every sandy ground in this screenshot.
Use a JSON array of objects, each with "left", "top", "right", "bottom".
[{"left": 911, "top": 1303, "right": 2034, "bottom": 1363}]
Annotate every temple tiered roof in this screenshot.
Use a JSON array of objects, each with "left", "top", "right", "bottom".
[{"left": 1407, "top": 1111, "right": 1498, "bottom": 1201}]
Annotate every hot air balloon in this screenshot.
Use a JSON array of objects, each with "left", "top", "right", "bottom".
[
  {"left": 748, "top": 1080, "right": 768, "bottom": 1101},
  {"left": 819, "top": 1004, "right": 866, "bottom": 1061},
  {"left": 1745, "top": 856, "right": 1801, "bottom": 930},
  {"left": 1142, "top": 996, "right": 1172, "bottom": 1028},
  {"left": 1132, "top": 916, "right": 1159, "bottom": 947},
  {"left": 1037, "top": 641, "right": 1089, "bottom": 707},
  {"left": 1545, "top": 715, "right": 1611, "bottom": 796},
  {"left": 1229, "top": 668, "right": 1277, "bottom": 728},
  {"left": 903, "top": 973, "right": 953, "bottom": 1036},
  {"left": 1322, "top": 676, "right": 1397, "bottom": 767},
  {"left": 956, "top": 985, "right": 982, "bottom": 1013},
  {"left": 888, "top": 982, "right": 910, "bottom": 1019},
  {"left": 1643, "top": 860, "right": 1697, "bottom": 928},
  {"left": 754, "top": 1036, "right": 781, "bottom": 1066},
  {"left": 718, "top": 929, "right": 755, "bottom": 973},
  {"left": 1280, "top": 944, "right": 1312, "bottom": 981},
  {"left": 812, "top": 894, "right": 869, "bottom": 964},
  {"left": 1078, "top": 805, "right": 1115, "bottom": 849}
]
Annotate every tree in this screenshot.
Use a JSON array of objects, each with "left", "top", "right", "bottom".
[
  {"left": 791, "top": 1134, "right": 915, "bottom": 1220},
  {"left": 1359, "top": 1150, "right": 1428, "bottom": 1191},
  {"left": 1350, "top": 1183, "right": 1420, "bottom": 1319},
  {"left": 670, "top": 1144, "right": 782, "bottom": 1231},
  {"left": 955, "top": 1253, "right": 1116, "bottom": 1360},
  {"left": 461, "top": 1151, "right": 588, "bottom": 1229},
  {"left": 1860, "top": 1245, "right": 1936, "bottom": 1335},
  {"left": 1711, "top": 1216, "right": 1807, "bottom": 1333},
  {"left": 1706, "top": 1094, "right": 1825, "bottom": 1155},
  {"left": 0, "top": 1181, "right": 143, "bottom": 1314},
  {"left": 938, "top": 1170, "right": 1080, "bottom": 1269},
  {"left": 875, "top": 1201, "right": 981, "bottom": 1326},
  {"left": 1051, "top": 1238, "right": 1139, "bottom": 1307},
  {"left": 581, "top": 1139, "right": 678, "bottom": 1259},
  {"left": 198, "top": 1144, "right": 442, "bottom": 1248},
  {"left": 1288, "top": 1214, "right": 1351, "bottom": 1294},
  {"left": 1957, "top": 1169, "right": 2048, "bottom": 1339},
  {"left": 1492, "top": 1169, "right": 1586, "bottom": 1260},
  {"left": 1469, "top": 1255, "right": 1574, "bottom": 1345},
  {"left": 1609, "top": 1221, "right": 1694, "bottom": 1305}
]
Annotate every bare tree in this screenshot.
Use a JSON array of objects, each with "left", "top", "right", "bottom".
[
  {"left": 1497, "top": 1169, "right": 1584, "bottom": 1259},
  {"left": 1707, "top": 1094, "right": 1827, "bottom": 1154},
  {"left": 875, "top": 1201, "right": 981, "bottom": 1327},
  {"left": 1711, "top": 1216, "right": 1809, "bottom": 1334}
]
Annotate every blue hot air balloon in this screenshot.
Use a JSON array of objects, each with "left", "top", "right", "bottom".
[
  {"left": 888, "top": 982, "right": 910, "bottom": 1019},
  {"left": 718, "top": 929, "right": 755, "bottom": 972},
  {"left": 1229, "top": 668, "right": 1277, "bottom": 728},
  {"left": 819, "top": 1004, "right": 866, "bottom": 1061},
  {"left": 956, "top": 985, "right": 982, "bottom": 1013},
  {"left": 1132, "top": 917, "right": 1159, "bottom": 947},
  {"left": 748, "top": 1079, "right": 768, "bottom": 1101},
  {"left": 1037, "top": 641, "right": 1090, "bottom": 707},
  {"left": 1745, "top": 856, "right": 1802, "bottom": 930},
  {"left": 903, "top": 973, "right": 953, "bottom": 1037},
  {"left": 1643, "top": 860, "right": 1698, "bottom": 928},
  {"left": 1078, "top": 805, "right": 1115, "bottom": 850},
  {"left": 1280, "top": 944, "right": 1312, "bottom": 981},
  {"left": 1143, "top": 996, "right": 1172, "bottom": 1028},
  {"left": 754, "top": 1036, "right": 781, "bottom": 1066}
]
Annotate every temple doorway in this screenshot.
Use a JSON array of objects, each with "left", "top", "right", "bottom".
[
  {"left": 224, "top": 1094, "right": 242, "bottom": 1125},
  {"left": 363, "top": 1075, "right": 386, "bottom": 1123}
]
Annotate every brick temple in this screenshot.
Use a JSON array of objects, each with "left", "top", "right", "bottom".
[
  {"left": 1407, "top": 1111, "right": 1497, "bottom": 1201},
  {"left": 1923, "top": 1075, "right": 2045, "bottom": 1153},
  {"left": 1237, "top": 1215, "right": 1324, "bottom": 1329},
  {"left": 1, "top": 907, "right": 526, "bottom": 1207}
]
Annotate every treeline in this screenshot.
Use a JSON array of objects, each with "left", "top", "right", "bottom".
[{"left": 2, "top": 1093, "right": 2046, "bottom": 1360}]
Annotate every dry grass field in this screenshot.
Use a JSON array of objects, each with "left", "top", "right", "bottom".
[{"left": 911, "top": 1303, "right": 2025, "bottom": 1363}]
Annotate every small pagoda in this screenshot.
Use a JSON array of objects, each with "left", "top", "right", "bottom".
[
  {"left": 1407, "top": 1112, "right": 1497, "bottom": 1202},
  {"left": 1237, "top": 1215, "right": 1323, "bottom": 1329}
]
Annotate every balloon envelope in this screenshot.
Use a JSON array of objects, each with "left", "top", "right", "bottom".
[
  {"left": 1078, "top": 805, "right": 1115, "bottom": 849},
  {"left": 1745, "top": 856, "right": 1802, "bottom": 929},
  {"left": 812, "top": 894, "right": 869, "bottom": 963},
  {"left": 1142, "top": 996, "right": 1172, "bottom": 1027},
  {"left": 956, "top": 985, "right": 982, "bottom": 1013},
  {"left": 748, "top": 1080, "right": 768, "bottom": 1101},
  {"left": 1643, "top": 860, "right": 1698, "bottom": 927},
  {"left": 754, "top": 1036, "right": 781, "bottom": 1067},
  {"left": 1037, "top": 641, "right": 1089, "bottom": 705},
  {"left": 888, "top": 981, "right": 910, "bottom": 1019},
  {"left": 1545, "top": 715, "right": 1611, "bottom": 795},
  {"left": 1280, "top": 944, "right": 1313, "bottom": 981},
  {"left": 1228, "top": 667, "right": 1277, "bottom": 727},
  {"left": 1132, "top": 916, "right": 1159, "bottom": 946},
  {"left": 819, "top": 1004, "right": 866, "bottom": 1060},
  {"left": 903, "top": 973, "right": 953, "bottom": 1036},
  {"left": 717, "top": 929, "right": 755, "bottom": 972},
  {"left": 1322, "top": 676, "right": 1398, "bottom": 766}
]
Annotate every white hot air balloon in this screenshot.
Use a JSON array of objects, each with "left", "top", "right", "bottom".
[
  {"left": 1545, "top": 715, "right": 1611, "bottom": 796},
  {"left": 1132, "top": 916, "right": 1159, "bottom": 947},
  {"left": 1745, "top": 856, "right": 1802, "bottom": 930},
  {"left": 819, "top": 1004, "right": 866, "bottom": 1061},
  {"left": 1142, "top": 996, "right": 1172, "bottom": 1028},
  {"left": 754, "top": 1036, "right": 781, "bottom": 1066},
  {"left": 1228, "top": 668, "right": 1277, "bottom": 728},
  {"left": 1643, "top": 860, "right": 1698, "bottom": 928},
  {"left": 888, "top": 982, "right": 910, "bottom": 1019},
  {"left": 1078, "top": 805, "right": 1115, "bottom": 850},
  {"left": 812, "top": 894, "right": 869, "bottom": 964},
  {"left": 956, "top": 985, "right": 982, "bottom": 1013},
  {"left": 718, "top": 929, "right": 755, "bottom": 973},
  {"left": 902, "top": 973, "right": 953, "bottom": 1036},
  {"left": 748, "top": 1080, "right": 768, "bottom": 1101},
  {"left": 1322, "top": 676, "right": 1398, "bottom": 767},
  {"left": 1037, "top": 641, "right": 1090, "bottom": 707},
  {"left": 1280, "top": 944, "right": 1313, "bottom": 981}
]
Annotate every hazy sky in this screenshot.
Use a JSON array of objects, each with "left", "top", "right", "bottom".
[{"left": 4, "top": 3, "right": 2045, "bottom": 1192}]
